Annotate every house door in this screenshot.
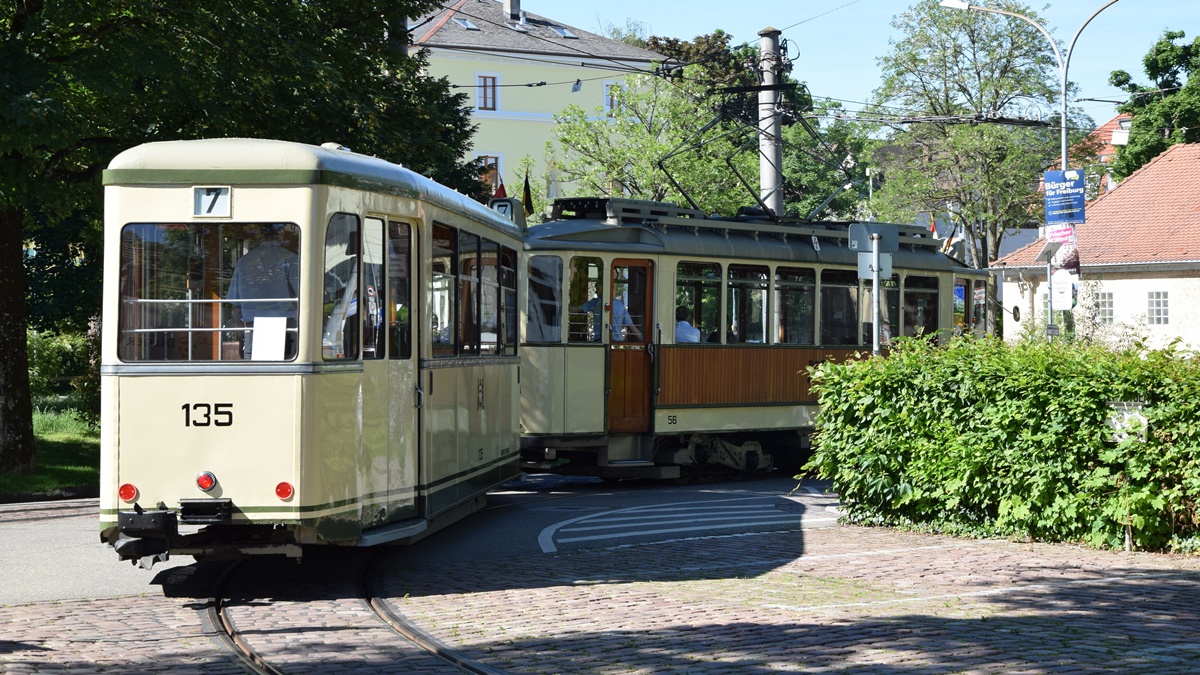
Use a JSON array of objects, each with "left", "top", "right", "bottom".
[{"left": 607, "top": 260, "right": 653, "bottom": 434}]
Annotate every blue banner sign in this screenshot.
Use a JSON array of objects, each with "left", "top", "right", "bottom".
[{"left": 1044, "top": 170, "right": 1086, "bottom": 224}]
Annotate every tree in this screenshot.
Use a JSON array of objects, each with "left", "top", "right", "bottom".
[
  {"left": 1, "top": 0, "right": 480, "bottom": 473},
  {"left": 1109, "top": 30, "right": 1200, "bottom": 179},
  {"left": 867, "top": 0, "right": 1098, "bottom": 330},
  {"left": 551, "top": 66, "right": 761, "bottom": 215},
  {"left": 781, "top": 102, "right": 872, "bottom": 220}
]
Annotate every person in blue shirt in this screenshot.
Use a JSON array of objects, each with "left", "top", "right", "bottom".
[
  {"left": 577, "top": 290, "right": 639, "bottom": 342},
  {"left": 675, "top": 306, "right": 701, "bottom": 343}
]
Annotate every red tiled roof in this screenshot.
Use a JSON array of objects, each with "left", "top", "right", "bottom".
[{"left": 995, "top": 143, "right": 1200, "bottom": 268}]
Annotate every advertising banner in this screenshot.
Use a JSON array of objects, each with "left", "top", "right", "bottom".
[{"left": 1044, "top": 169, "right": 1086, "bottom": 225}]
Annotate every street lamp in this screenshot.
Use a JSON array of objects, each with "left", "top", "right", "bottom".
[
  {"left": 938, "top": 0, "right": 1119, "bottom": 171},
  {"left": 939, "top": 0, "right": 1118, "bottom": 338}
]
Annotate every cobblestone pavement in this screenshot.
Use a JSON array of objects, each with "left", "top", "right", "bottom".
[
  {"left": 4, "top": 491, "right": 1200, "bottom": 673},
  {"left": 377, "top": 525, "right": 1200, "bottom": 674}
]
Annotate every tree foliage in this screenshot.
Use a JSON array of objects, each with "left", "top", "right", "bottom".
[
  {"left": 1109, "top": 30, "right": 1200, "bottom": 179},
  {"left": 551, "top": 67, "right": 760, "bottom": 215},
  {"left": 782, "top": 103, "right": 871, "bottom": 220},
  {"left": 1, "top": 0, "right": 482, "bottom": 472},
  {"left": 869, "top": 0, "right": 1098, "bottom": 267}
]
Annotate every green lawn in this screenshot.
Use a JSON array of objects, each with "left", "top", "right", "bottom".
[{"left": 0, "top": 399, "right": 100, "bottom": 496}]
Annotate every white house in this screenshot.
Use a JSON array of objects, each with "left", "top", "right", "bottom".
[{"left": 995, "top": 142, "right": 1200, "bottom": 349}]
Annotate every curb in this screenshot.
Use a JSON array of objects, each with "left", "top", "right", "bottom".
[{"left": 0, "top": 484, "right": 99, "bottom": 505}]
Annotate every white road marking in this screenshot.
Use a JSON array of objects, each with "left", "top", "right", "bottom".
[{"left": 538, "top": 494, "right": 835, "bottom": 553}]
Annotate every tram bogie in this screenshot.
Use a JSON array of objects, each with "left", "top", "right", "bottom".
[
  {"left": 517, "top": 197, "right": 984, "bottom": 480},
  {"left": 100, "top": 139, "right": 522, "bottom": 566}
]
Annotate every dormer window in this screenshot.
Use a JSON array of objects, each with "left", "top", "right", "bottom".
[
  {"left": 454, "top": 18, "right": 480, "bottom": 30},
  {"left": 553, "top": 26, "right": 578, "bottom": 39}
]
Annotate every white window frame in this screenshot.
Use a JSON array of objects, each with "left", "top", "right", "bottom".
[
  {"left": 1095, "top": 291, "right": 1114, "bottom": 325},
  {"left": 1147, "top": 290, "right": 1169, "bottom": 325}
]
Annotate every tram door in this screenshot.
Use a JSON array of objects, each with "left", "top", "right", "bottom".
[
  {"left": 386, "top": 221, "right": 419, "bottom": 519},
  {"left": 608, "top": 260, "right": 654, "bottom": 433},
  {"left": 360, "top": 217, "right": 421, "bottom": 526}
]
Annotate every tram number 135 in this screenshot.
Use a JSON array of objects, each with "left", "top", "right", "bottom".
[{"left": 182, "top": 403, "right": 234, "bottom": 427}]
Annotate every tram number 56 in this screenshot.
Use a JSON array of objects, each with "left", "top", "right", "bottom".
[{"left": 182, "top": 403, "right": 234, "bottom": 427}]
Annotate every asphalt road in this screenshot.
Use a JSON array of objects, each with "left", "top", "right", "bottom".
[{"left": 0, "top": 499, "right": 190, "bottom": 604}]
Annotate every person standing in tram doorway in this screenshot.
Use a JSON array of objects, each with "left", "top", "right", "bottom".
[{"left": 576, "top": 289, "right": 638, "bottom": 342}]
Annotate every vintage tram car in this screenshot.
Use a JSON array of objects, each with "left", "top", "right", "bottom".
[
  {"left": 518, "top": 197, "right": 986, "bottom": 480},
  {"left": 100, "top": 139, "right": 522, "bottom": 565}
]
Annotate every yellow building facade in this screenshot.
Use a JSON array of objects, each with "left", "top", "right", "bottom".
[{"left": 411, "top": 0, "right": 660, "bottom": 213}]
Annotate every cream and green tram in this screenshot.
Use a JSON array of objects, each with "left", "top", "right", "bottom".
[
  {"left": 99, "top": 139, "right": 522, "bottom": 565},
  {"left": 519, "top": 197, "right": 986, "bottom": 481}
]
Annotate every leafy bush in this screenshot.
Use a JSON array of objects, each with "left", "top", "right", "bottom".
[
  {"left": 26, "top": 329, "right": 88, "bottom": 398},
  {"left": 71, "top": 318, "right": 102, "bottom": 428},
  {"left": 804, "top": 335, "right": 1200, "bottom": 551}
]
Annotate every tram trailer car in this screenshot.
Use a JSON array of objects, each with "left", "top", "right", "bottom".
[
  {"left": 100, "top": 139, "right": 523, "bottom": 566},
  {"left": 518, "top": 197, "right": 986, "bottom": 481}
]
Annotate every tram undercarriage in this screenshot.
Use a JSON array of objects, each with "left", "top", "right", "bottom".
[{"left": 520, "top": 430, "right": 810, "bottom": 481}]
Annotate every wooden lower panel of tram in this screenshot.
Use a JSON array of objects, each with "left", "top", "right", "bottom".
[{"left": 656, "top": 345, "right": 859, "bottom": 407}]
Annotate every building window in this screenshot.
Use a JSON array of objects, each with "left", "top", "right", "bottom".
[
  {"left": 603, "top": 82, "right": 622, "bottom": 117},
  {"left": 1095, "top": 291, "right": 1114, "bottom": 325},
  {"left": 478, "top": 155, "right": 501, "bottom": 193},
  {"left": 477, "top": 74, "right": 498, "bottom": 111},
  {"left": 1148, "top": 291, "right": 1169, "bottom": 325}
]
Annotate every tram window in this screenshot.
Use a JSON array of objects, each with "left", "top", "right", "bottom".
[
  {"left": 611, "top": 263, "right": 649, "bottom": 343},
  {"left": 726, "top": 264, "right": 768, "bottom": 344},
  {"left": 479, "top": 238, "right": 500, "bottom": 355},
  {"left": 568, "top": 257, "right": 603, "bottom": 343},
  {"left": 118, "top": 222, "right": 300, "bottom": 362},
  {"left": 361, "top": 217, "right": 385, "bottom": 360},
  {"left": 953, "top": 279, "right": 969, "bottom": 335},
  {"left": 775, "top": 267, "right": 815, "bottom": 345},
  {"left": 458, "top": 231, "right": 481, "bottom": 355},
  {"left": 388, "top": 222, "right": 412, "bottom": 359},
  {"left": 972, "top": 279, "right": 987, "bottom": 335},
  {"left": 526, "top": 256, "right": 563, "bottom": 343},
  {"left": 500, "top": 246, "right": 518, "bottom": 355},
  {"left": 903, "top": 275, "right": 940, "bottom": 338},
  {"left": 431, "top": 223, "right": 456, "bottom": 356},
  {"left": 861, "top": 275, "right": 900, "bottom": 345},
  {"left": 821, "top": 269, "right": 859, "bottom": 345},
  {"left": 675, "top": 262, "right": 720, "bottom": 343},
  {"left": 322, "top": 213, "right": 360, "bottom": 360}
]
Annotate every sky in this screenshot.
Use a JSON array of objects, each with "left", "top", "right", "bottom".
[{"left": 545, "top": 0, "right": 1197, "bottom": 129}]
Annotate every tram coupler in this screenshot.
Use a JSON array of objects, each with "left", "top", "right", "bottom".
[{"left": 114, "top": 507, "right": 178, "bottom": 564}]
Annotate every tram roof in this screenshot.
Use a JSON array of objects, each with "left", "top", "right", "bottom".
[
  {"left": 104, "top": 138, "right": 521, "bottom": 238},
  {"left": 524, "top": 197, "right": 967, "bottom": 273}
]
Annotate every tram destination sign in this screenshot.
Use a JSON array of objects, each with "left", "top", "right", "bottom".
[{"left": 1044, "top": 170, "right": 1086, "bottom": 225}]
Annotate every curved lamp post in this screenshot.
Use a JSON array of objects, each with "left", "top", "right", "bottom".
[
  {"left": 938, "top": 0, "right": 1119, "bottom": 171},
  {"left": 939, "top": 0, "right": 1118, "bottom": 339}
]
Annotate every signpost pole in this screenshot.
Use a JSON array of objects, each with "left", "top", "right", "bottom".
[{"left": 871, "top": 233, "right": 881, "bottom": 355}]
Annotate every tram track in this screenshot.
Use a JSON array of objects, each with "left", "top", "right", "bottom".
[{"left": 203, "top": 552, "right": 506, "bottom": 674}]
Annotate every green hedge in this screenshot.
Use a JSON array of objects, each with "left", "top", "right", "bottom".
[{"left": 803, "top": 335, "right": 1200, "bottom": 552}]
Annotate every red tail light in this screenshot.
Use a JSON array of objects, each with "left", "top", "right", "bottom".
[
  {"left": 196, "top": 472, "right": 217, "bottom": 492},
  {"left": 275, "top": 482, "right": 294, "bottom": 500},
  {"left": 118, "top": 483, "right": 138, "bottom": 502}
]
